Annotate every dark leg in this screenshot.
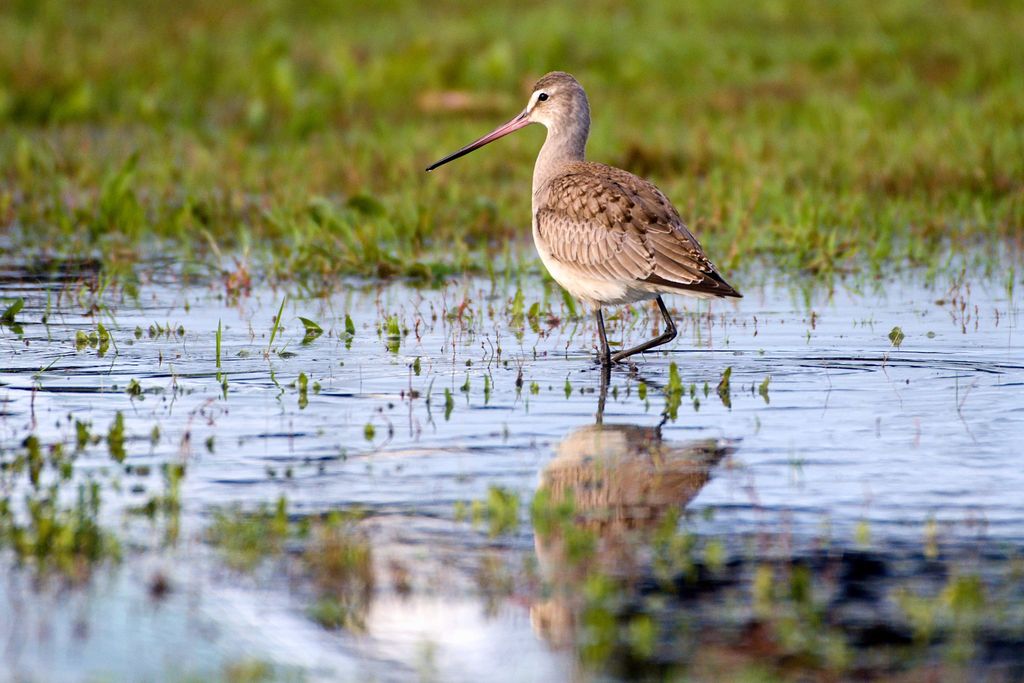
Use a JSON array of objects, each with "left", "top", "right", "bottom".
[
  {"left": 594, "top": 307, "right": 612, "bottom": 367},
  {"left": 596, "top": 363, "right": 610, "bottom": 423},
  {"left": 611, "top": 296, "right": 677, "bottom": 363}
]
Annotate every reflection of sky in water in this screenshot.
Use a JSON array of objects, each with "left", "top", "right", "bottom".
[{"left": 1, "top": 269, "right": 1021, "bottom": 679}]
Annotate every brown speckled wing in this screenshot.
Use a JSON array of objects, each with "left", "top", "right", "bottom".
[{"left": 535, "top": 163, "right": 740, "bottom": 298}]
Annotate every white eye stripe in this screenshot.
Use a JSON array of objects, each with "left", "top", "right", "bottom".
[{"left": 527, "top": 90, "right": 550, "bottom": 112}]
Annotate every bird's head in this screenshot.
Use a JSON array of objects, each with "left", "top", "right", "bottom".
[
  {"left": 426, "top": 71, "right": 590, "bottom": 171},
  {"left": 521, "top": 71, "right": 589, "bottom": 133}
]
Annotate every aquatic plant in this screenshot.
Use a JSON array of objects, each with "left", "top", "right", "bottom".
[
  {"left": 206, "top": 499, "right": 374, "bottom": 631},
  {"left": 0, "top": 434, "right": 122, "bottom": 582}
]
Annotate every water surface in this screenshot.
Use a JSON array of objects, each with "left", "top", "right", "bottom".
[{"left": 1, "top": 263, "right": 1021, "bottom": 681}]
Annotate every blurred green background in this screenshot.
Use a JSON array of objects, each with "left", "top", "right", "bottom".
[{"left": 1, "top": 0, "right": 1021, "bottom": 282}]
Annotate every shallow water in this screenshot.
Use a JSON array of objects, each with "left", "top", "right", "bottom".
[{"left": 1, "top": 262, "right": 1022, "bottom": 681}]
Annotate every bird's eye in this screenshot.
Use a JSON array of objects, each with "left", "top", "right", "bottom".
[{"left": 537, "top": 93, "right": 549, "bottom": 102}]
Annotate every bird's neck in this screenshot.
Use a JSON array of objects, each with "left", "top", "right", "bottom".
[{"left": 532, "top": 123, "right": 588, "bottom": 198}]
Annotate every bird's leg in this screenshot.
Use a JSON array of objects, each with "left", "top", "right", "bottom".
[
  {"left": 594, "top": 307, "right": 612, "bottom": 366},
  {"left": 596, "top": 364, "right": 610, "bottom": 423},
  {"left": 610, "top": 296, "right": 677, "bottom": 363}
]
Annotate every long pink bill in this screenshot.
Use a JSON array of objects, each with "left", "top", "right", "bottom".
[{"left": 426, "top": 111, "right": 530, "bottom": 171}]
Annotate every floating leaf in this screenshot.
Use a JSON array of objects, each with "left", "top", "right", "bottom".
[
  {"left": 1, "top": 297, "right": 24, "bottom": 323},
  {"left": 510, "top": 288, "right": 525, "bottom": 329},
  {"left": 108, "top": 412, "right": 126, "bottom": 463},
  {"left": 298, "top": 317, "right": 322, "bottom": 333},
  {"left": 717, "top": 366, "right": 732, "bottom": 409},
  {"left": 528, "top": 301, "right": 542, "bottom": 333},
  {"left": 298, "top": 316, "right": 323, "bottom": 345},
  {"left": 667, "top": 362, "right": 683, "bottom": 394},
  {"left": 298, "top": 372, "right": 309, "bottom": 409},
  {"left": 665, "top": 362, "right": 683, "bottom": 420},
  {"left": 758, "top": 375, "right": 771, "bottom": 404},
  {"left": 888, "top": 326, "right": 905, "bottom": 348},
  {"left": 96, "top": 323, "right": 111, "bottom": 356},
  {"left": 385, "top": 315, "right": 401, "bottom": 353}
]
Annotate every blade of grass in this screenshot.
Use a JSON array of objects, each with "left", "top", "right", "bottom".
[{"left": 268, "top": 296, "right": 287, "bottom": 352}]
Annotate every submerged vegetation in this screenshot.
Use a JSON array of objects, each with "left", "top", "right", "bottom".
[
  {"left": 1, "top": 0, "right": 1022, "bottom": 284},
  {"left": 1, "top": 428, "right": 121, "bottom": 582},
  {"left": 0, "top": 264, "right": 1020, "bottom": 679},
  {"left": 207, "top": 499, "right": 374, "bottom": 631},
  {"left": 458, "top": 464, "right": 1024, "bottom": 680},
  {"left": 1, "top": 1, "right": 1022, "bottom": 680}
]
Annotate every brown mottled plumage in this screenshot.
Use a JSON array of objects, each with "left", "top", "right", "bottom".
[
  {"left": 427, "top": 71, "right": 740, "bottom": 366},
  {"left": 535, "top": 162, "right": 739, "bottom": 300}
]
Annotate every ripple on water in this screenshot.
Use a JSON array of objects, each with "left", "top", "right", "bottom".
[{"left": 1, "top": 268, "right": 1022, "bottom": 679}]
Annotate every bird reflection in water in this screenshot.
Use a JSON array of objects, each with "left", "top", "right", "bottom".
[{"left": 531, "top": 369, "right": 735, "bottom": 650}]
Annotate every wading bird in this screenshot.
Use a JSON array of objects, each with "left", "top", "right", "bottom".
[{"left": 427, "top": 72, "right": 740, "bottom": 366}]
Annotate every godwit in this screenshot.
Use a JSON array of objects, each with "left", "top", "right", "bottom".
[{"left": 427, "top": 71, "right": 741, "bottom": 366}]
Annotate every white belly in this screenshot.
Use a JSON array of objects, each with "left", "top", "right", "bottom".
[{"left": 531, "top": 213, "right": 660, "bottom": 308}]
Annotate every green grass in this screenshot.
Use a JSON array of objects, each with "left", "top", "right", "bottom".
[{"left": 1, "top": 0, "right": 1022, "bottom": 284}]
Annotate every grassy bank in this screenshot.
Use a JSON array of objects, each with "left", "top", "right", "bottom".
[{"left": 1, "top": 0, "right": 1022, "bottom": 284}]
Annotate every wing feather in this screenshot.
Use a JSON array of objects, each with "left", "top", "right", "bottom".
[{"left": 535, "top": 163, "right": 740, "bottom": 298}]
